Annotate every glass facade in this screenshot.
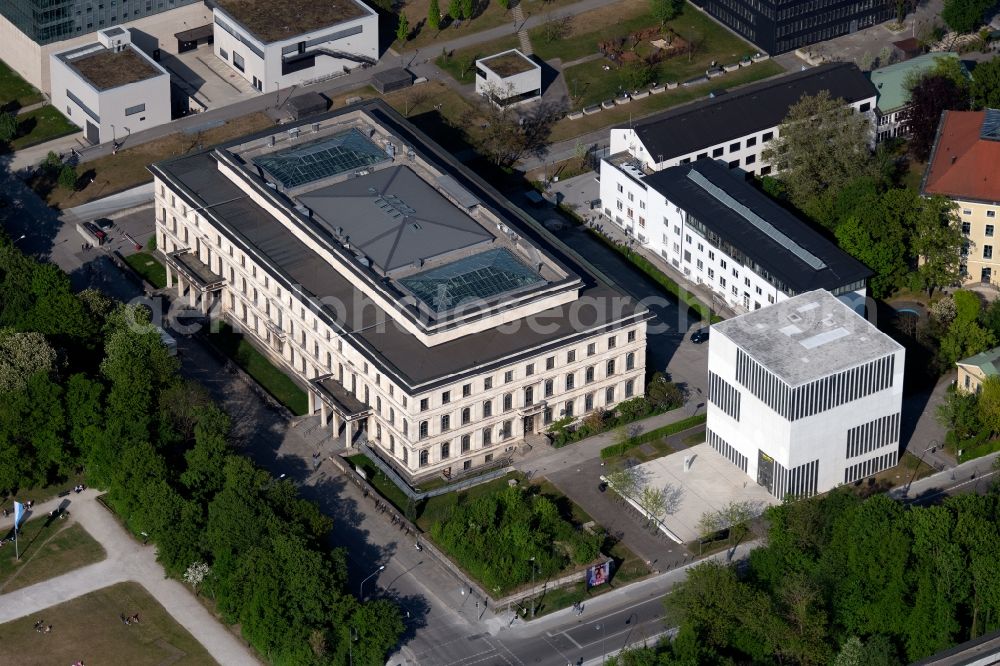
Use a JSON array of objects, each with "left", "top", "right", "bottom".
[
  {"left": 2, "top": 0, "right": 200, "bottom": 45},
  {"left": 690, "top": 0, "right": 891, "bottom": 55}
]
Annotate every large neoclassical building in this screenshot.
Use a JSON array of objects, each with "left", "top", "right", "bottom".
[{"left": 150, "top": 100, "right": 649, "bottom": 482}]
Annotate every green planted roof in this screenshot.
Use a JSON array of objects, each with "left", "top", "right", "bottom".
[{"left": 868, "top": 53, "right": 968, "bottom": 113}]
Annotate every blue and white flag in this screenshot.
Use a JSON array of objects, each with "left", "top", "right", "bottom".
[{"left": 13, "top": 501, "right": 25, "bottom": 531}]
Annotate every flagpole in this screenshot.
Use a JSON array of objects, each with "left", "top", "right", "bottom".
[{"left": 14, "top": 524, "right": 18, "bottom": 561}]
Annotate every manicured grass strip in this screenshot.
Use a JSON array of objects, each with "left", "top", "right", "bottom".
[
  {"left": 345, "top": 454, "right": 411, "bottom": 512},
  {"left": 8, "top": 106, "right": 77, "bottom": 150},
  {"left": 0, "top": 522, "right": 106, "bottom": 593},
  {"left": 0, "top": 581, "right": 216, "bottom": 665},
  {"left": 586, "top": 228, "right": 716, "bottom": 322},
  {"left": 0, "top": 60, "right": 44, "bottom": 108},
  {"left": 124, "top": 252, "right": 167, "bottom": 289},
  {"left": 209, "top": 323, "right": 308, "bottom": 415},
  {"left": 600, "top": 413, "right": 707, "bottom": 459}
]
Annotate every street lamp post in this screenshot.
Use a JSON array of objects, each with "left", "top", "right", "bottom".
[
  {"left": 349, "top": 627, "right": 357, "bottom": 666},
  {"left": 529, "top": 556, "right": 536, "bottom": 618},
  {"left": 905, "top": 440, "right": 939, "bottom": 495},
  {"left": 360, "top": 564, "right": 385, "bottom": 600},
  {"left": 12, "top": 234, "right": 26, "bottom": 244},
  {"left": 596, "top": 623, "right": 607, "bottom": 663}
]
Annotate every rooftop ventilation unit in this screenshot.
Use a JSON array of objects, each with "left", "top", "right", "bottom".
[{"left": 288, "top": 127, "right": 300, "bottom": 140}]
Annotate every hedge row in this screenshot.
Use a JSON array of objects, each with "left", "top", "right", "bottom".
[{"left": 599, "top": 413, "right": 707, "bottom": 459}]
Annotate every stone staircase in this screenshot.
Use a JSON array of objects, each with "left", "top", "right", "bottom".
[{"left": 512, "top": 2, "right": 533, "bottom": 56}]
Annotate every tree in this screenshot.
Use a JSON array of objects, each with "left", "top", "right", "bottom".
[
  {"left": 646, "top": 372, "right": 684, "bottom": 410},
  {"left": 470, "top": 86, "right": 563, "bottom": 167},
  {"left": 428, "top": 0, "right": 441, "bottom": 30},
  {"left": 447, "top": 0, "right": 461, "bottom": 20},
  {"left": 942, "top": 0, "right": 994, "bottom": 34},
  {"left": 606, "top": 465, "right": 645, "bottom": 498},
  {"left": 650, "top": 0, "right": 684, "bottom": 24},
  {"left": 910, "top": 195, "right": 964, "bottom": 294},
  {"left": 0, "top": 328, "right": 56, "bottom": 394},
  {"left": 396, "top": 13, "right": 410, "bottom": 42},
  {"left": 939, "top": 318, "right": 996, "bottom": 366},
  {"left": 834, "top": 199, "right": 909, "bottom": 298},
  {"left": 460, "top": 0, "right": 474, "bottom": 19},
  {"left": 971, "top": 56, "right": 1000, "bottom": 109},
  {"left": 937, "top": 389, "right": 982, "bottom": 440},
  {"left": 58, "top": 164, "right": 78, "bottom": 190},
  {"left": 904, "top": 74, "right": 969, "bottom": 161},
  {"left": 978, "top": 376, "right": 1000, "bottom": 433},
  {"left": 0, "top": 112, "right": 17, "bottom": 143},
  {"left": 183, "top": 561, "right": 211, "bottom": 590},
  {"left": 762, "top": 91, "right": 875, "bottom": 211}
]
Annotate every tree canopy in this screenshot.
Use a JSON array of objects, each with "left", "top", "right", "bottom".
[
  {"left": 941, "top": 0, "right": 995, "bottom": 34},
  {"left": 761, "top": 91, "right": 876, "bottom": 214},
  {"left": 904, "top": 73, "right": 969, "bottom": 161},
  {"left": 971, "top": 56, "right": 1000, "bottom": 109}
]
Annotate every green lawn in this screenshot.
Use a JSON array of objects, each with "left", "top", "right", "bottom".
[
  {"left": 0, "top": 581, "right": 216, "bottom": 666},
  {"left": 3, "top": 474, "right": 86, "bottom": 509},
  {"left": 0, "top": 521, "right": 106, "bottom": 593},
  {"left": 8, "top": 105, "right": 78, "bottom": 151},
  {"left": 346, "top": 453, "right": 411, "bottom": 512},
  {"left": 0, "top": 59, "right": 43, "bottom": 109},
  {"left": 208, "top": 323, "right": 308, "bottom": 415},
  {"left": 124, "top": 252, "right": 167, "bottom": 289},
  {"left": 551, "top": 58, "right": 783, "bottom": 140}
]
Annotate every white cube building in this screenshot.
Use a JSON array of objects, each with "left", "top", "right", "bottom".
[
  {"left": 599, "top": 159, "right": 870, "bottom": 313},
  {"left": 149, "top": 100, "right": 649, "bottom": 483},
  {"left": 475, "top": 49, "right": 542, "bottom": 107},
  {"left": 49, "top": 27, "right": 170, "bottom": 145},
  {"left": 706, "top": 290, "right": 905, "bottom": 498},
  {"left": 605, "top": 63, "right": 876, "bottom": 179},
  {"left": 212, "top": 0, "right": 378, "bottom": 92}
]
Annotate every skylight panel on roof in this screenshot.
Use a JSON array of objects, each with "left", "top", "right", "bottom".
[{"left": 981, "top": 109, "right": 1000, "bottom": 141}]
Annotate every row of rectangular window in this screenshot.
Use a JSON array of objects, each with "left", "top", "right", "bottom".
[
  {"left": 769, "top": 456, "right": 819, "bottom": 500},
  {"left": 708, "top": 371, "right": 741, "bottom": 421},
  {"left": 707, "top": 428, "right": 748, "bottom": 473},
  {"left": 416, "top": 380, "right": 636, "bottom": 439},
  {"left": 419, "top": 351, "right": 637, "bottom": 411},
  {"left": 735, "top": 349, "right": 894, "bottom": 421},
  {"left": 844, "top": 450, "right": 897, "bottom": 484},
  {"left": 846, "top": 412, "right": 900, "bottom": 459}
]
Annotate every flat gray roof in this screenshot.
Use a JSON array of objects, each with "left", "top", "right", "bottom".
[
  {"left": 712, "top": 290, "right": 902, "bottom": 385},
  {"left": 297, "top": 166, "right": 494, "bottom": 273}
]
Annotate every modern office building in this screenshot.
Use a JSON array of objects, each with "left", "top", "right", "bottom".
[
  {"left": 922, "top": 109, "right": 1000, "bottom": 286},
  {"left": 707, "top": 289, "right": 905, "bottom": 499},
  {"left": 956, "top": 346, "right": 1000, "bottom": 395},
  {"left": 0, "top": 0, "right": 205, "bottom": 92},
  {"left": 689, "top": 0, "right": 892, "bottom": 55},
  {"left": 211, "top": 0, "right": 378, "bottom": 92},
  {"left": 598, "top": 159, "right": 870, "bottom": 313},
  {"left": 475, "top": 49, "right": 542, "bottom": 107},
  {"left": 149, "top": 100, "right": 649, "bottom": 483},
  {"left": 869, "top": 53, "right": 969, "bottom": 142},
  {"left": 50, "top": 27, "right": 171, "bottom": 144},
  {"left": 605, "top": 63, "right": 876, "bottom": 179}
]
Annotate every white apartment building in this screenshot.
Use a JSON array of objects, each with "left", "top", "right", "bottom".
[
  {"left": 599, "top": 159, "right": 870, "bottom": 313},
  {"left": 707, "top": 289, "right": 905, "bottom": 498},
  {"left": 149, "top": 100, "right": 649, "bottom": 483},
  {"left": 50, "top": 27, "right": 170, "bottom": 144},
  {"left": 212, "top": 0, "right": 378, "bottom": 92},
  {"left": 605, "top": 63, "right": 876, "bottom": 179},
  {"left": 475, "top": 49, "right": 542, "bottom": 107}
]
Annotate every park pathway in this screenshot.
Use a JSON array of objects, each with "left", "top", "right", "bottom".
[{"left": 0, "top": 490, "right": 260, "bottom": 666}]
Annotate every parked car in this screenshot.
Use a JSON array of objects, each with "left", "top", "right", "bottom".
[
  {"left": 690, "top": 327, "right": 710, "bottom": 344},
  {"left": 82, "top": 221, "right": 105, "bottom": 241}
]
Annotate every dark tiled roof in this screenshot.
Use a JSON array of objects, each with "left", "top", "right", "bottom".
[
  {"left": 644, "top": 160, "right": 871, "bottom": 293},
  {"left": 620, "top": 63, "right": 876, "bottom": 162}
]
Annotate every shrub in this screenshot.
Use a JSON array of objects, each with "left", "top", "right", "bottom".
[{"left": 58, "top": 164, "right": 78, "bottom": 190}]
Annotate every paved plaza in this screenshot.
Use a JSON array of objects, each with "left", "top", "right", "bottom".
[{"left": 622, "top": 443, "right": 779, "bottom": 543}]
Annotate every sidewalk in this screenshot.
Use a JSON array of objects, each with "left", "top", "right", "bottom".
[
  {"left": 515, "top": 404, "right": 703, "bottom": 478},
  {"left": 8, "top": 132, "right": 84, "bottom": 172},
  {"left": 0, "top": 490, "right": 260, "bottom": 666}
]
